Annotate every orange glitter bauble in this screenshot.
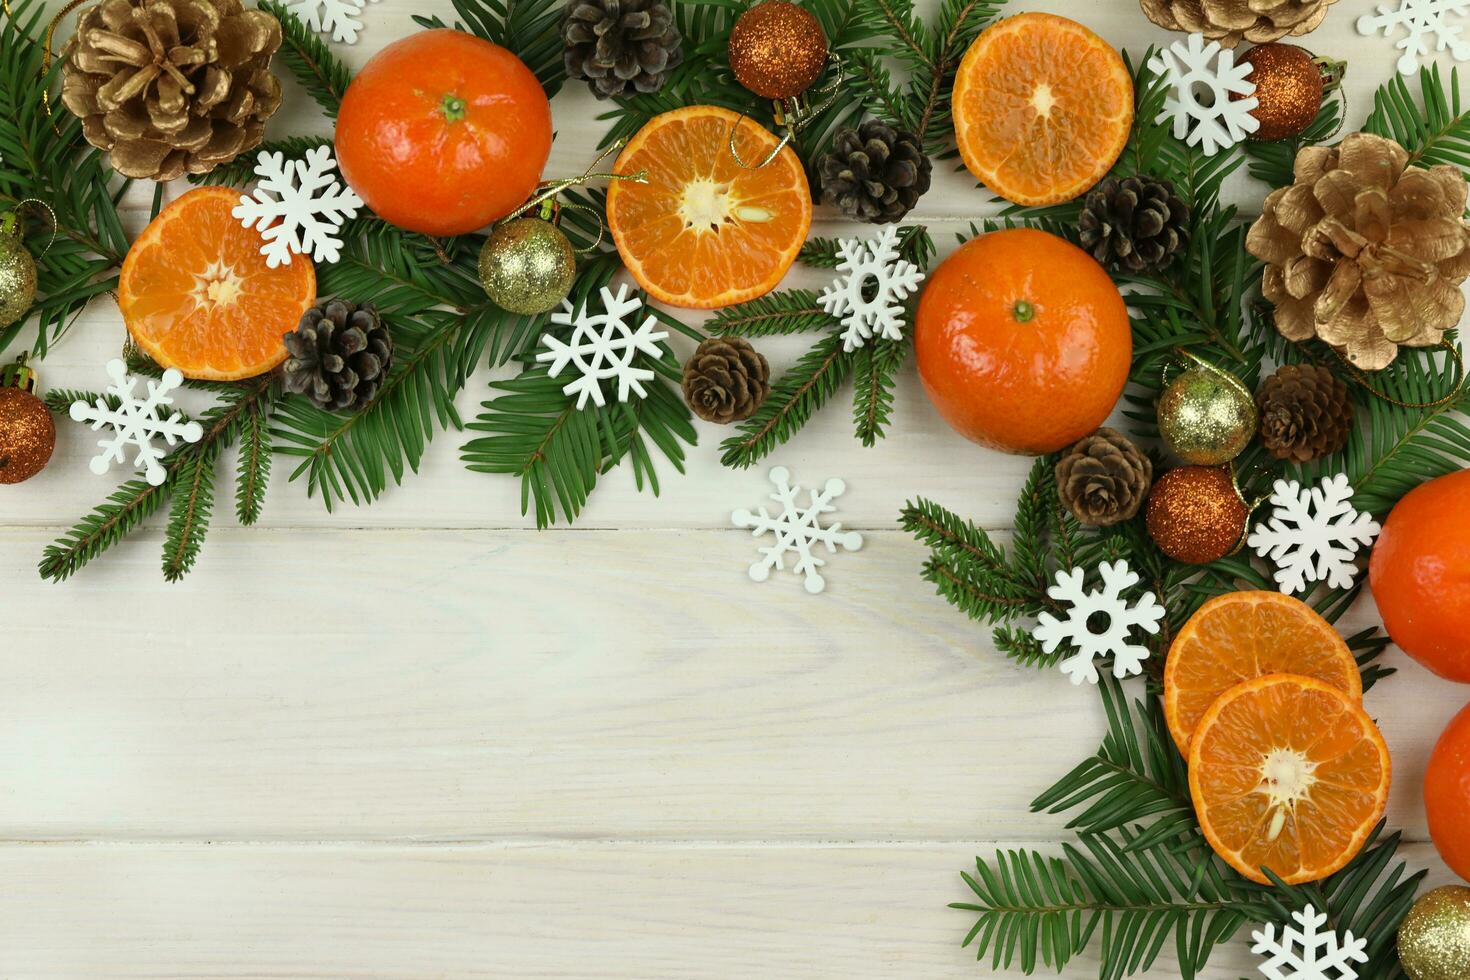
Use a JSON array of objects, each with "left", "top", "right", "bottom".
[
  {"left": 1146, "top": 466, "right": 1249, "bottom": 565},
  {"left": 0, "top": 378, "right": 55, "bottom": 485},
  {"left": 1236, "top": 43, "right": 1326, "bottom": 142},
  {"left": 728, "top": 1, "right": 828, "bottom": 100}
]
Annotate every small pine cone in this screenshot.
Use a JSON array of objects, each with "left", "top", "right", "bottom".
[
  {"left": 1078, "top": 176, "right": 1190, "bottom": 274},
  {"left": 682, "top": 337, "right": 770, "bottom": 424},
  {"left": 1056, "top": 428, "right": 1154, "bottom": 527},
  {"left": 1256, "top": 364, "right": 1353, "bottom": 463},
  {"left": 283, "top": 300, "right": 393, "bottom": 413},
  {"left": 561, "top": 0, "right": 683, "bottom": 99},
  {"left": 817, "top": 120, "right": 932, "bottom": 224}
]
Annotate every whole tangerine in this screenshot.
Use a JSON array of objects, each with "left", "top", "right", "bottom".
[
  {"left": 913, "top": 228, "right": 1131, "bottom": 455},
  {"left": 1426, "top": 702, "right": 1470, "bottom": 882},
  {"left": 335, "top": 30, "right": 552, "bottom": 237},
  {"left": 1369, "top": 468, "right": 1470, "bottom": 683}
]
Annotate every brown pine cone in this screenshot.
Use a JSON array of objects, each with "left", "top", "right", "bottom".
[
  {"left": 1056, "top": 428, "right": 1154, "bottom": 527},
  {"left": 682, "top": 337, "right": 769, "bottom": 424},
  {"left": 817, "top": 120, "right": 932, "bottom": 224},
  {"left": 561, "top": 0, "right": 683, "bottom": 98},
  {"left": 1257, "top": 364, "right": 1353, "bottom": 462},
  {"left": 283, "top": 300, "right": 392, "bottom": 412}
]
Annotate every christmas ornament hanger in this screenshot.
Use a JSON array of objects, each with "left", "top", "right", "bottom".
[
  {"left": 727, "top": 52, "right": 847, "bottom": 171},
  {"left": 495, "top": 139, "right": 648, "bottom": 252},
  {"left": 2, "top": 199, "right": 57, "bottom": 261}
]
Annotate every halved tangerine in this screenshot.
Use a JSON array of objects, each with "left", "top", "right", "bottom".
[
  {"left": 120, "top": 187, "right": 317, "bottom": 381},
  {"left": 1189, "top": 674, "right": 1390, "bottom": 885},
  {"left": 953, "top": 12, "right": 1134, "bottom": 206},
  {"left": 607, "top": 105, "right": 811, "bottom": 309},
  {"left": 1164, "top": 591, "right": 1361, "bottom": 754}
]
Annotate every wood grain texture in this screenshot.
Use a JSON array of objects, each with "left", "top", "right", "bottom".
[
  {"left": 0, "top": 841, "right": 1458, "bottom": 979},
  {"left": 1, "top": 0, "right": 1465, "bottom": 976}
]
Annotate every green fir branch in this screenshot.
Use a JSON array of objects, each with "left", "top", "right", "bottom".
[
  {"left": 236, "top": 401, "right": 272, "bottom": 526},
  {"left": 258, "top": 0, "right": 353, "bottom": 118},
  {"left": 708, "top": 290, "right": 833, "bottom": 336},
  {"left": 162, "top": 444, "right": 219, "bottom": 582},
  {"left": 719, "top": 331, "right": 851, "bottom": 468},
  {"left": 1364, "top": 65, "right": 1470, "bottom": 170},
  {"left": 850, "top": 337, "right": 904, "bottom": 446}
]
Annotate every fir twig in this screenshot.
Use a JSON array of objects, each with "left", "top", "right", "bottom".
[{"left": 257, "top": 0, "right": 353, "bottom": 118}]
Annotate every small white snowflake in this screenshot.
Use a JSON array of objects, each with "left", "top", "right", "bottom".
[
  {"left": 1358, "top": 0, "right": 1470, "bottom": 75},
  {"left": 1247, "top": 474, "right": 1381, "bottom": 596},
  {"left": 1147, "top": 34, "right": 1260, "bottom": 156},
  {"left": 234, "top": 145, "right": 363, "bottom": 268},
  {"left": 1033, "top": 560, "right": 1164, "bottom": 685},
  {"left": 538, "top": 284, "right": 670, "bottom": 410},
  {"left": 732, "top": 466, "right": 863, "bottom": 595},
  {"left": 69, "top": 359, "right": 204, "bottom": 487},
  {"left": 285, "top": 0, "right": 380, "bottom": 43},
  {"left": 817, "top": 226, "right": 925, "bottom": 353},
  {"left": 1251, "top": 905, "right": 1368, "bottom": 980}
]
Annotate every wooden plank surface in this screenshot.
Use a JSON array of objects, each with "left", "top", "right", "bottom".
[{"left": 1, "top": 0, "right": 1465, "bottom": 976}]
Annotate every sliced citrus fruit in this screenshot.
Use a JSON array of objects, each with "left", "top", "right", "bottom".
[
  {"left": 120, "top": 187, "right": 317, "bottom": 381},
  {"left": 607, "top": 105, "right": 811, "bottom": 309},
  {"left": 953, "top": 12, "right": 1133, "bottom": 206},
  {"left": 1164, "top": 591, "right": 1361, "bottom": 754},
  {"left": 1190, "top": 673, "right": 1390, "bottom": 885}
]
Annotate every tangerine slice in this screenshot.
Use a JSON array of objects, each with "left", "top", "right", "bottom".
[
  {"left": 607, "top": 106, "right": 811, "bottom": 309},
  {"left": 120, "top": 187, "right": 317, "bottom": 381},
  {"left": 1190, "top": 674, "right": 1391, "bottom": 885},
  {"left": 1164, "top": 591, "right": 1361, "bottom": 754},
  {"left": 953, "top": 12, "right": 1134, "bottom": 206}
]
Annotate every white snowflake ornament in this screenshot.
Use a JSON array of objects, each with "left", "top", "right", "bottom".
[
  {"left": 234, "top": 146, "right": 363, "bottom": 268},
  {"left": 1252, "top": 905, "right": 1368, "bottom": 980},
  {"left": 1247, "top": 474, "right": 1380, "bottom": 596},
  {"left": 733, "top": 466, "right": 863, "bottom": 594},
  {"left": 1358, "top": 0, "right": 1470, "bottom": 75},
  {"left": 285, "top": 0, "right": 380, "bottom": 43},
  {"left": 538, "top": 284, "right": 669, "bottom": 410},
  {"left": 817, "top": 226, "right": 925, "bottom": 353},
  {"left": 69, "top": 359, "right": 204, "bottom": 487},
  {"left": 1033, "top": 561, "right": 1164, "bottom": 685},
  {"left": 1147, "top": 34, "right": 1260, "bottom": 156}
]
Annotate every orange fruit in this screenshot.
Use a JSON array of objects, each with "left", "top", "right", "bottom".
[
  {"left": 1425, "top": 702, "right": 1470, "bottom": 882},
  {"left": 953, "top": 12, "right": 1133, "bottom": 206},
  {"left": 1164, "top": 591, "right": 1361, "bottom": 754},
  {"left": 1369, "top": 468, "right": 1470, "bottom": 684},
  {"left": 913, "top": 228, "right": 1131, "bottom": 454},
  {"left": 607, "top": 106, "right": 811, "bottom": 309},
  {"left": 336, "top": 30, "right": 553, "bottom": 237},
  {"left": 120, "top": 187, "right": 316, "bottom": 381},
  {"left": 1190, "top": 674, "right": 1391, "bottom": 885}
]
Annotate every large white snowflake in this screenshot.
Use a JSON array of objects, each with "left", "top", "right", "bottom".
[
  {"left": 732, "top": 466, "right": 863, "bottom": 595},
  {"left": 1247, "top": 474, "right": 1381, "bottom": 596},
  {"left": 1251, "top": 905, "right": 1368, "bottom": 980},
  {"left": 69, "top": 359, "right": 204, "bottom": 487},
  {"left": 1033, "top": 560, "right": 1164, "bottom": 685},
  {"left": 1147, "top": 34, "right": 1260, "bottom": 156},
  {"left": 285, "top": 0, "right": 380, "bottom": 43},
  {"left": 818, "top": 226, "right": 925, "bottom": 353},
  {"left": 1358, "top": 0, "right": 1470, "bottom": 75},
  {"left": 538, "top": 284, "right": 669, "bottom": 409},
  {"left": 234, "top": 145, "right": 363, "bottom": 268}
]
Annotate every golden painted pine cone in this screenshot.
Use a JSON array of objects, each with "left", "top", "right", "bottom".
[
  {"left": 1056, "top": 428, "right": 1154, "bottom": 527},
  {"left": 61, "top": 0, "right": 283, "bottom": 182},
  {"left": 1257, "top": 363, "right": 1352, "bottom": 462},
  {"left": 1246, "top": 132, "right": 1470, "bottom": 370},
  {"left": 1138, "top": 0, "right": 1340, "bottom": 47},
  {"left": 682, "top": 337, "right": 770, "bottom": 424}
]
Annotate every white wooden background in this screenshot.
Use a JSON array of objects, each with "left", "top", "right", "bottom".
[{"left": 2, "top": 1, "right": 1467, "bottom": 976}]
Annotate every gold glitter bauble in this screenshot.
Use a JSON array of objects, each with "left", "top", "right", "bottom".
[
  {"left": 0, "top": 365, "right": 56, "bottom": 485},
  {"left": 1399, "top": 886, "right": 1470, "bottom": 980},
  {"left": 1146, "top": 465, "right": 1249, "bottom": 565},
  {"left": 728, "top": 1, "right": 829, "bottom": 100},
  {"left": 0, "top": 212, "right": 38, "bottom": 331},
  {"left": 1158, "top": 363, "right": 1257, "bottom": 465},
  {"left": 1237, "top": 43, "right": 1325, "bottom": 142},
  {"left": 479, "top": 218, "right": 577, "bottom": 315}
]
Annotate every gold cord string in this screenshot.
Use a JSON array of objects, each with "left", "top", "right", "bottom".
[
  {"left": 1334, "top": 339, "right": 1466, "bottom": 409},
  {"left": 495, "top": 139, "right": 647, "bottom": 252},
  {"left": 13, "top": 198, "right": 58, "bottom": 258},
  {"left": 40, "top": 0, "right": 90, "bottom": 131},
  {"left": 727, "top": 52, "right": 846, "bottom": 171}
]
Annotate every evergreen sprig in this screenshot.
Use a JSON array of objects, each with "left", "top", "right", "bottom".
[
  {"left": 717, "top": 225, "right": 934, "bottom": 466},
  {"left": 0, "top": 0, "right": 129, "bottom": 358},
  {"left": 258, "top": 0, "right": 353, "bottom": 118}
]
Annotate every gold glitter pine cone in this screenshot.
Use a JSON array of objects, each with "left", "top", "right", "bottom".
[
  {"left": 62, "top": 0, "right": 284, "bottom": 182},
  {"left": 1246, "top": 131, "right": 1470, "bottom": 370},
  {"left": 1056, "top": 427, "right": 1154, "bottom": 527},
  {"left": 1138, "top": 0, "right": 1340, "bottom": 47},
  {"left": 1256, "top": 363, "right": 1353, "bottom": 462}
]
